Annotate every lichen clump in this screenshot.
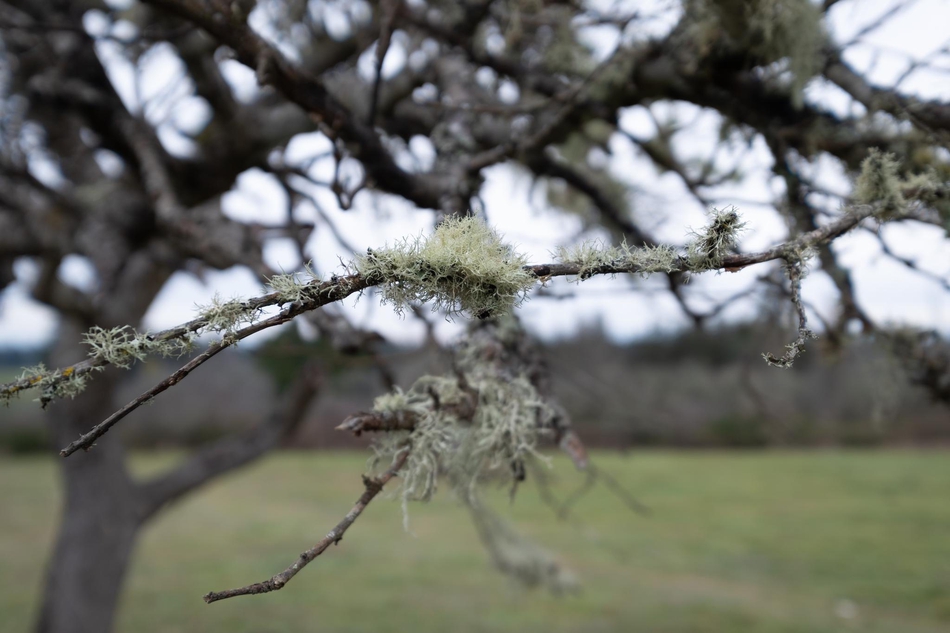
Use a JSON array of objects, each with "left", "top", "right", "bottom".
[
  {"left": 854, "top": 148, "right": 943, "bottom": 218},
  {"left": 555, "top": 207, "right": 744, "bottom": 278},
  {"left": 83, "top": 325, "right": 193, "bottom": 369},
  {"left": 371, "top": 371, "right": 554, "bottom": 506},
  {"left": 196, "top": 294, "right": 260, "bottom": 334},
  {"left": 11, "top": 363, "right": 99, "bottom": 406},
  {"left": 356, "top": 216, "right": 535, "bottom": 318},
  {"left": 557, "top": 241, "right": 680, "bottom": 280},
  {"left": 686, "top": 207, "right": 745, "bottom": 269},
  {"left": 370, "top": 319, "right": 561, "bottom": 509},
  {"left": 367, "top": 319, "right": 576, "bottom": 592},
  {"left": 267, "top": 262, "right": 321, "bottom": 304}
]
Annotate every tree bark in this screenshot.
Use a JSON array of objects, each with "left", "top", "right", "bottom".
[
  {"left": 35, "top": 324, "right": 143, "bottom": 633},
  {"left": 32, "top": 321, "right": 323, "bottom": 632}
]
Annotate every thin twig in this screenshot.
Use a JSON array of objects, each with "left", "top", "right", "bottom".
[
  {"left": 762, "top": 257, "right": 818, "bottom": 368},
  {"left": 2, "top": 274, "right": 367, "bottom": 403},
  {"left": 587, "top": 463, "right": 651, "bottom": 517},
  {"left": 58, "top": 276, "right": 371, "bottom": 456},
  {"left": 203, "top": 449, "right": 409, "bottom": 603},
  {"left": 367, "top": 0, "right": 400, "bottom": 127},
  {"left": 467, "top": 45, "right": 630, "bottom": 171},
  {"left": 336, "top": 409, "right": 419, "bottom": 435}
]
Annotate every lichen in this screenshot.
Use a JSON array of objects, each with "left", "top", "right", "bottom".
[
  {"left": 556, "top": 240, "right": 680, "bottom": 280},
  {"left": 762, "top": 252, "right": 818, "bottom": 368},
  {"left": 370, "top": 322, "right": 579, "bottom": 593},
  {"left": 4, "top": 326, "right": 195, "bottom": 406},
  {"left": 746, "top": 0, "right": 824, "bottom": 103},
  {"left": 557, "top": 208, "right": 744, "bottom": 277},
  {"left": 370, "top": 380, "right": 464, "bottom": 504},
  {"left": 762, "top": 326, "right": 818, "bottom": 368},
  {"left": 12, "top": 362, "right": 101, "bottom": 406},
  {"left": 355, "top": 216, "right": 535, "bottom": 318},
  {"left": 83, "top": 325, "right": 194, "bottom": 369},
  {"left": 267, "top": 262, "right": 321, "bottom": 305},
  {"left": 370, "top": 368, "right": 555, "bottom": 511},
  {"left": 465, "top": 492, "right": 577, "bottom": 593},
  {"left": 196, "top": 294, "right": 259, "bottom": 334},
  {"left": 854, "top": 149, "right": 907, "bottom": 215},
  {"left": 685, "top": 207, "right": 745, "bottom": 270}
]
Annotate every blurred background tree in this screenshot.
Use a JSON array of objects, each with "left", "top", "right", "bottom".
[{"left": 0, "top": 0, "right": 948, "bottom": 632}]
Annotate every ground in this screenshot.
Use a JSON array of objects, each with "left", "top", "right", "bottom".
[{"left": 2, "top": 450, "right": 949, "bottom": 632}]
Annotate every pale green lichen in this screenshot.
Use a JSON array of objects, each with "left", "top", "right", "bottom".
[
  {"left": 14, "top": 362, "right": 101, "bottom": 406},
  {"left": 367, "top": 346, "right": 573, "bottom": 591},
  {"left": 355, "top": 217, "right": 535, "bottom": 318},
  {"left": 370, "top": 380, "right": 465, "bottom": 504},
  {"left": 556, "top": 240, "right": 680, "bottom": 280},
  {"left": 762, "top": 252, "right": 818, "bottom": 369},
  {"left": 686, "top": 207, "right": 745, "bottom": 270},
  {"left": 465, "top": 493, "right": 577, "bottom": 593},
  {"left": 468, "top": 374, "right": 552, "bottom": 472},
  {"left": 371, "top": 369, "right": 554, "bottom": 509},
  {"left": 745, "top": 0, "right": 824, "bottom": 103},
  {"left": 555, "top": 208, "right": 745, "bottom": 279},
  {"left": 196, "top": 294, "right": 259, "bottom": 334},
  {"left": 83, "top": 326, "right": 150, "bottom": 368},
  {"left": 762, "top": 326, "right": 818, "bottom": 368},
  {"left": 854, "top": 149, "right": 907, "bottom": 215},
  {"left": 267, "top": 262, "right": 321, "bottom": 305},
  {"left": 83, "top": 325, "right": 194, "bottom": 369},
  {"left": 4, "top": 325, "right": 195, "bottom": 406},
  {"left": 854, "top": 149, "right": 945, "bottom": 218},
  {"left": 781, "top": 245, "right": 818, "bottom": 278}
]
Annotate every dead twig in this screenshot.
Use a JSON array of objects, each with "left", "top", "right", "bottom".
[{"left": 203, "top": 449, "right": 410, "bottom": 603}]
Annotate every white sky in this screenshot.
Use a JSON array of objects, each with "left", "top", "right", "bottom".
[{"left": 1, "top": 0, "right": 949, "bottom": 349}]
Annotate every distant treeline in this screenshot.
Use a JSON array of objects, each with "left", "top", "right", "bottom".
[{"left": 1, "top": 322, "right": 947, "bottom": 454}]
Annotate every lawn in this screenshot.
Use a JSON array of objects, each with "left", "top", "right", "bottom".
[{"left": 2, "top": 450, "right": 949, "bottom": 632}]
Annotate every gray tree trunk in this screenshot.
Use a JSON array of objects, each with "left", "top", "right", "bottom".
[
  {"left": 31, "top": 316, "right": 321, "bottom": 632},
  {"left": 35, "top": 325, "right": 143, "bottom": 633}
]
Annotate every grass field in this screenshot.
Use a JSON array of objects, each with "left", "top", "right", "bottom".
[{"left": 2, "top": 450, "right": 949, "bottom": 632}]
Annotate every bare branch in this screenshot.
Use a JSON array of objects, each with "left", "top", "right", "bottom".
[
  {"left": 141, "top": 0, "right": 449, "bottom": 210},
  {"left": 202, "top": 449, "right": 410, "bottom": 604},
  {"left": 367, "top": 0, "right": 401, "bottom": 127}
]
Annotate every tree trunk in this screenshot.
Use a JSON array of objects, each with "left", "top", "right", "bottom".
[
  {"left": 35, "top": 325, "right": 143, "bottom": 633},
  {"left": 31, "top": 317, "right": 321, "bottom": 632}
]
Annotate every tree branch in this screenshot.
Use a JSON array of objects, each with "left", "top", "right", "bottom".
[
  {"left": 3, "top": 203, "right": 883, "bottom": 415},
  {"left": 825, "top": 55, "right": 950, "bottom": 132},
  {"left": 58, "top": 278, "right": 366, "bottom": 456},
  {"left": 1, "top": 273, "right": 370, "bottom": 404},
  {"left": 202, "top": 449, "right": 410, "bottom": 604},
  {"left": 141, "top": 0, "right": 449, "bottom": 211}
]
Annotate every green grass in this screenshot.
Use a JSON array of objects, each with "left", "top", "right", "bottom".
[{"left": 2, "top": 450, "right": 950, "bottom": 632}]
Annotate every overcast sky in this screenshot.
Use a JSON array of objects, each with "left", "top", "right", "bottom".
[{"left": 1, "top": 0, "right": 948, "bottom": 349}]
